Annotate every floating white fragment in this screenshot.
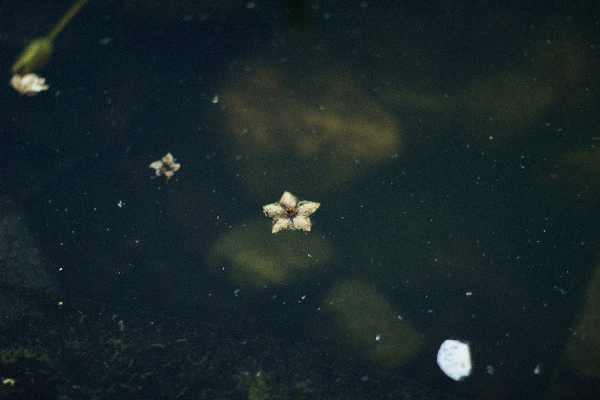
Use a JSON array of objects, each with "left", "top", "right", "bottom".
[
  {"left": 10, "top": 73, "right": 49, "bottom": 96},
  {"left": 437, "top": 339, "right": 472, "bottom": 381}
]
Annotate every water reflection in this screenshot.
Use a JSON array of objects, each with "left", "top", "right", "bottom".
[{"left": 1, "top": 1, "right": 600, "bottom": 399}]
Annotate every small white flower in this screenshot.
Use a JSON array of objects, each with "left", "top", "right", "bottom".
[
  {"left": 149, "top": 153, "right": 181, "bottom": 180},
  {"left": 10, "top": 73, "right": 49, "bottom": 96},
  {"left": 263, "top": 191, "right": 320, "bottom": 233}
]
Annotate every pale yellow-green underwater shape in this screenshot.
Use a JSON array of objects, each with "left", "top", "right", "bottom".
[
  {"left": 563, "top": 262, "right": 600, "bottom": 378},
  {"left": 0, "top": 196, "right": 60, "bottom": 293},
  {"left": 207, "top": 221, "right": 333, "bottom": 289},
  {"left": 220, "top": 62, "right": 402, "bottom": 199},
  {"left": 380, "top": 70, "right": 555, "bottom": 144},
  {"left": 564, "top": 145, "right": 600, "bottom": 179},
  {"left": 379, "top": 25, "right": 597, "bottom": 147},
  {"left": 321, "top": 279, "right": 423, "bottom": 369},
  {"left": 11, "top": 0, "right": 90, "bottom": 75}
]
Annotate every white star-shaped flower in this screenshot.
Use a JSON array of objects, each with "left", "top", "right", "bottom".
[
  {"left": 149, "top": 153, "right": 180, "bottom": 180},
  {"left": 263, "top": 191, "right": 320, "bottom": 233}
]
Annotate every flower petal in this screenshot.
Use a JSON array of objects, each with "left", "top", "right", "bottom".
[
  {"left": 272, "top": 218, "right": 293, "bottom": 233},
  {"left": 292, "top": 216, "right": 312, "bottom": 231},
  {"left": 296, "top": 201, "right": 320, "bottom": 217},
  {"left": 263, "top": 203, "right": 285, "bottom": 218},
  {"left": 279, "top": 191, "right": 298, "bottom": 208},
  {"left": 149, "top": 161, "right": 163, "bottom": 170}
]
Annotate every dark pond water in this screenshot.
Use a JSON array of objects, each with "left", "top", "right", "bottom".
[{"left": 2, "top": 1, "right": 600, "bottom": 399}]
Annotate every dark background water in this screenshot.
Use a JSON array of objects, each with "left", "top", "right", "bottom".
[{"left": 2, "top": 1, "right": 600, "bottom": 399}]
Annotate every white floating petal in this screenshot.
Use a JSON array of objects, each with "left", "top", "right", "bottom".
[{"left": 437, "top": 339, "right": 472, "bottom": 381}]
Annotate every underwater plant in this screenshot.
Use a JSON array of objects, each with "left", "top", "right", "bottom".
[{"left": 11, "top": 0, "right": 90, "bottom": 75}]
